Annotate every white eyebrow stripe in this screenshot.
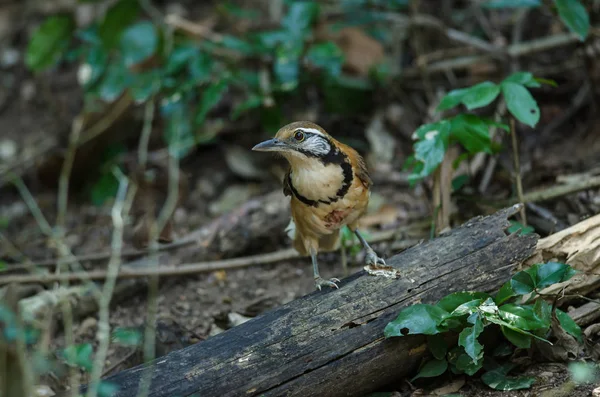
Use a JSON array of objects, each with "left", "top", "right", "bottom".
[{"left": 295, "top": 127, "right": 324, "bottom": 136}]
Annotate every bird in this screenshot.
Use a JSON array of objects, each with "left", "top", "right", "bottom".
[{"left": 252, "top": 121, "right": 386, "bottom": 290}]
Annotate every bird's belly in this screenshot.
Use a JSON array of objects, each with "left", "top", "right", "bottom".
[
  {"left": 312, "top": 201, "right": 363, "bottom": 234},
  {"left": 291, "top": 182, "right": 369, "bottom": 237}
]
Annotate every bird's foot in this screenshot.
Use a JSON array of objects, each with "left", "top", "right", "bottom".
[
  {"left": 314, "top": 276, "right": 340, "bottom": 291},
  {"left": 365, "top": 249, "right": 386, "bottom": 266}
]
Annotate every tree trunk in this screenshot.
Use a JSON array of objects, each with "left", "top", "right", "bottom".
[{"left": 86, "top": 204, "right": 537, "bottom": 397}]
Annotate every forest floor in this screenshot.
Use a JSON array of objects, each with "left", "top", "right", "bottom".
[{"left": 1, "top": 1, "right": 600, "bottom": 396}]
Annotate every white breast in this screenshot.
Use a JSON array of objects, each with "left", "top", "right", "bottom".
[{"left": 290, "top": 159, "right": 344, "bottom": 202}]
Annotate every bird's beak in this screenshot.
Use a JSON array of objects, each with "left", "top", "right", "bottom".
[{"left": 252, "top": 138, "right": 289, "bottom": 152}]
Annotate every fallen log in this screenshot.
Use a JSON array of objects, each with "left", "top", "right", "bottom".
[{"left": 84, "top": 204, "right": 537, "bottom": 397}]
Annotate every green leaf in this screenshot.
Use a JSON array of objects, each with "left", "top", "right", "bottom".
[
  {"left": 427, "top": 334, "right": 448, "bottom": 360},
  {"left": 510, "top": 269, "right": 536, "bottom": 295},
  {"left": 188, "top": 52, "right": 213, "bottom": 84},
  {"left": 556, "top": 309, "right": 583, "bottom": 343},
  {"left": 231, "top": 93, "right": 262, "bottom": 120},
  {"left": 217, "top": 35, "right": 257, "bottom": 55},
  {"left": 411, "top": 121, "right": 451, "bottom": 178},
  {"left": 384, "top": 304, "right": 449, "bottom": 337},
  {"left": 495, "top": 281, "right": 516, "bottom": 305},
  {"left": 455, "top": 352, "right": 483, "bottom": 375},
  {"left": 81, "top": 46, "right": 109, "bottom": 89},
  {"left": 273, "top": 40, "right": 303, "bottom": 91},
  {"left": 165, "top": 44, "right": 200, "bottom": 75},
  {"left": 161, "top": 94, "right": 195, "bottom": 159},
  {"left": 0, "top": 261, "right": 6, "bottom": 271},
  {"left": 98, "top": 381, "right": 120, "bottom": 397},
  {"left": 461, "top": 82, "right": 501, "bottom": 110},
  {"left": 99, "top": 0, "right": 140, "bottom": 49},
  {"left": 97, "top": 62, "right": 134, "bottom": 102},
  {"left": 112, "top": 327, "right": 142, "bottom": 346},
  {"left": 131, "top": 70, "right": 161, "bottom": 102},
  {"left": 499, "top": 327, "right": 528, "bottom": 347},
  {"left": 438, "top": 82, "right": 500, "bottom": 111},
  {"left": 535, "top": 77, "right": 558, "bottom": 87},
  {"left": 459, "top": 313, "right": 484, "bottom": 362},
  {"left": 91, "top": 171, "right": 119, "bottom": 206},
  {"left": 507, "top": 220, "right": 535, "bottom": 235},
  {"left": 535, "top": 261, "right": 577, "bottom": 289},
  {"left": 411, "top": 358, "right": 448, "bottom": 381},
  {"left": 195, "top": 80, "right": 229, "bottom": 126},
  {"left": 26, "top": 15, "right": 75, "bottom": 72},
  {"left": 437, "top": 87, "right": 469, "bottom": 110},
  {"left": 437, "top": 292, "right": 490, "bottom": 313},
  {"left": 498, "top": 303, "right": 549, "bottom": 331},
  {"left": 501, "top": 82, "right": 540, "bottom": 128},
  {"left": 554, "top": 0, "right": 589, "bottom": 41},
  {"left": 448, "top": 346, "right": 483, "bottom": 375},
  {"left": 120, "top": 21, "right": 158, "bottom": 67},
  {"left": 481, "top": 364, "right": 535, "bottom": 390},
  {"left": 450, "top": 114, "right": 494, "bottom": 154},
  {"left": 493, "top": 342, "right": 514, "bottom": 357},
  {"left": 452, "top": 174, "right": 469, "bottom": 191},
  {"left": 533, "top": 299, "right": 552, "bottom": 330},
  {"left": 481, "top": 0, "right": 541, "bottom": 8},
  {"left": 282, "top": 1, "right": 320, "bottom": 37},
  {"left": 305, "top": 41, "right": 345, "bottom": 77},
  {"left": 503, "top": 72, "right": 539, "bottom": 87},
  {"left": 62, "top": 343, "right": 94, "bottom": 371}
]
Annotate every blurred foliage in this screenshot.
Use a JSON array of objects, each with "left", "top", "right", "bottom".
[
  {"left": 0, "top": 301, "right": 120, "bottom": 397},
  {"left": 384, "top": 261, "right": 582, "bottom": 391},
  {"left": 23, "top": 0, "right": 591, "bottom": 203}
]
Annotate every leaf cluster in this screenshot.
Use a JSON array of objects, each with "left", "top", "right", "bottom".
[
  {"left": 384, "top": 261, "right": 581, "bottom": 391},
  {"left": 405, "top": 72, "right": 558, "bottom": 184}
]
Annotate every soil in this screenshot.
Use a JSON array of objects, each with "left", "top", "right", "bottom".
[{"left": 1, "top": 1, "right": 599, "bottom": 397}]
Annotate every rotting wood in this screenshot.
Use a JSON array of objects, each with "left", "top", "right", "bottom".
[
  {"left": 525, "top": 212, "right": 600, "bottom": 298},
  {"left": 568, "top": 301, "right": 600, "bottom": 327},
  {"left": 77, "top": 204, "right": 537, "bottom": 397}
]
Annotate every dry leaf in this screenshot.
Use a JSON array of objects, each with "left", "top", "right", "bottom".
[{"left": 331, "top": 27, "right": 385, "bottom": 76}]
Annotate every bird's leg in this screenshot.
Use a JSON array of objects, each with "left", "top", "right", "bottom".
[
  {"left": 353, "top": 229, "right": 386, "bottom": 266},
  {"left": 310, "top": 248, "right": 340, "bottom": 290}
]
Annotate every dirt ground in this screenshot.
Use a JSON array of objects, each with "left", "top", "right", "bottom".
[{"left": 2, "top": 1, "right": 600, "bottom": 397}]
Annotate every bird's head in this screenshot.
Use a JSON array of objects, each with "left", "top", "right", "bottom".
[{"left": 252, "top": 121, "right": 336, "bottom": 164}]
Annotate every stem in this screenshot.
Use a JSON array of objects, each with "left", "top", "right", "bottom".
[{"left": 510, "top": 118, "right": 527, "bottom": 225}]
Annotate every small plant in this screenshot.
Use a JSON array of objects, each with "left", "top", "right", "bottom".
[
  {"left": 405, "top": 71, "right": 556, "bottom": 184},
  {"left": 384, "top": 261, "right": 582, "bottom": 391},
  {"left": 482, "top": 0, "right": 590, "bottom": 41}
]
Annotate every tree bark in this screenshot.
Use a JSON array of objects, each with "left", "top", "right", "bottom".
[{"left": 85, "top": 204, "right": 538, "bottom": 397}]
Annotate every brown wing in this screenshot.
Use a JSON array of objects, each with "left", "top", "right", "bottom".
[
  {"left": 283, "top": 168, "right": 292, "bottom": 197},
  {"left": 352, "top": 151, "right": 372, "bottom": 189}
]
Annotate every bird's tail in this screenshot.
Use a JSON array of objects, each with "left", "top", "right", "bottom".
[{"left": 285, "top": 218, "right": 340, "bottom": 256}]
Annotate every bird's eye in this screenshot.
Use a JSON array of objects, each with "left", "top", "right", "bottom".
[{"left": 293, "top": 131, "right": 305, "bottom": 141}]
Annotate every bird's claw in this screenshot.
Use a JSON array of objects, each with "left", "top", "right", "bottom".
[
  {"left": 315, "top": 276, "right": 340, "bottom": 290},
  {"left": 365, "top": 250, "right": 386, "bottom": 266}
]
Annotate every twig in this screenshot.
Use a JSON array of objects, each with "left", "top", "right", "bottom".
[
  {"left": 77, "top": 94, "right": 133, "bottom": 146},
  {"left": 400, "top": 31, "right": 586, "bottom": 77},
  {"left": 510, "top": 119, "right": 526, "bottom": 225},
  {"left": 57, "top": 116, "right": 83, "bottom": 231},
  {"left": 0, "top": 224, "right": 428, "bottom": 285},
  {"left": 499, "top": 174, "right": 600, "bottom": 206},
  {"left": 10, "top": 176, "right": 101, "bottom": 295},
  {"left": 56, "top": 116, "right": 84, "bottom": 397},
  {"left": 136, "top": 108, "right": 180, "bottom": 397},
  {"left": 137, "top": 100, "right": 156, "bottom": 169},
  {"left": 5, "top": 238, "right": 196, "bottom": 271},
  {"left": 87, "top": 170, "right": 135, "bottom": 397},
  {"left": 101, "top": 349, "right": 138, "bottom": 378}
]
